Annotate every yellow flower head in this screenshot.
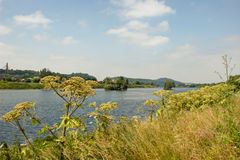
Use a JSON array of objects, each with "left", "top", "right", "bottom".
[
  {"left": 98, "top": 102, "right": 118, "bottom": 112},
  {"left": 86, "top": 80, "right": 98, "bottom": 88},
  {"left": 61, "top": 77, "right": 96, "bottom": 98},
  {"left": 14, "top": 101, "right": 36, "bottom": 111},
  {"left": 88, "top": 112, "right": 98, "bottom": 118},
  {"left": 40, "top": 76, "right": 61, "bottom": 89},
  {"left": 89, "top": 102, "right": 97, "bottom": 108},
  {"left": 144, "top": 99, "right": 158, "bottom": 108},
  {"left": 1, "top": 109, "right": 21, "bottom": 122},
  {"left": 153, "top": 90, "right": 172, "bottom": 97}
]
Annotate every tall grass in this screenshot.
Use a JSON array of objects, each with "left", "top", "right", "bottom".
[
  {"left": 60, "top": 94, "right": 239, "bottom": 160},
  {"left": 2, "top": 94, "right": 238, "bottom": 159}
]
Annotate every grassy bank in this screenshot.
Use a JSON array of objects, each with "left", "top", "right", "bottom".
[
  {"left": 0, "top": 81, "right": 43, "bottom": 89},
  {"left": 0, "top": 75, "right": 240, "bottom": 159},
  {"left": 1, "top": 94, "right": 239, "bottom": 159}
]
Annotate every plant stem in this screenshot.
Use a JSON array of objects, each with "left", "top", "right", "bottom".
[
  {"left": 62, "top": 105, "right": 70, "bottom": 137},
  {"left": 24, "top": 109, "right": 57, "bottom": 138},
  {"left": 49, "top": 82, "right": 69, "bottom": 103},
  {"left": 69, "top": 96, "right": 86, "bottom": 117},
  {"left": 15, "top": 120, "right": 33, "bottom": 147}
]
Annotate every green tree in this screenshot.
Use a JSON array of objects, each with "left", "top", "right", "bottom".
[
  {"left": 39, "top": 68, "right": 52, "bottom": 78},
  {"left": 164, "top": 80, "right": 175, "bottom": 90},
  {"left": 104, "top": 77, "right": 128, "bottom": 90}
]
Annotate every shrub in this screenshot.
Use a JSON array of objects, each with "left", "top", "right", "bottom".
[{"left": 227, "top": 75, "right": 240, "bottom": 92}]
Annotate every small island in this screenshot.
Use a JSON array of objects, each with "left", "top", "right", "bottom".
[{"left": 103, "top": 76, "right": 129, "bottom": 91}]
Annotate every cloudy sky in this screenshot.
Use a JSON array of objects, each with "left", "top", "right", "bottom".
[{"left": 0, "top": 0, "right": 239, "bottom": 83}]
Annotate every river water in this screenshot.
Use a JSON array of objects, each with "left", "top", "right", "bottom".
[{"left": 0, "top": 88, "right": 193, "bottom": 143}]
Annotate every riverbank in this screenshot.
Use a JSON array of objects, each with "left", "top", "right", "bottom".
[
  {"left": 0, "top": 81, "right": 156, "bottom": 90},
  {"left": 0, "top": 81, "right": 43, "bottom": 89},
  {"left": 0, "top": 75, "right": 239, "bottom": 159}
]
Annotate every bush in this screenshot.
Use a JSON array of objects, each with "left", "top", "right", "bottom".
[
  {"left": 144, "top": 83, "right": 235, "bottom": 116},
  {"left": 228, "top": 75, "right": 240, "bottom": 92}
]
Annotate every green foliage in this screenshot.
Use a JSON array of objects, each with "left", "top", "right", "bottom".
[
  {"left": 104, "top": 76, "right": 128, "bottom": 90},
  {"left": 0, "top": 68, "right": 97, "bottom": 83},
  {"left": 89, "top": 101, "right": 118, "bottom": 131},
  {"left": 164, "top": 80, "right": 175, "bottom": 90},
  {"left": 227, "top": 74, "right": 240, "bottom": 92},
  {"left": 39, "top": 68, "right": 52, "bottom": 78},
  {"left": 144, "top": 83, "right": 236, "bottom": 118},
  {"left": 127, "top": 83, "right": 156, "bottom": 88},
  {"left": 158, "top": 83, "right": 235, "bottom": 114},
  {"left": 0, "top": 81, "right": 43, "bottom": 89}
]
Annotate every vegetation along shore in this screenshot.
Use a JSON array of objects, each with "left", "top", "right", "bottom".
[
  {"left": 0, "top": 68, "right": 208, "bottom": 89},
  {"left": 0, "top": 74, "right": 239, "bottom": 159}
]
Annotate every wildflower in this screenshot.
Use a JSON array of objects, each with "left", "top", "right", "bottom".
[
  {"left": 14, "top": 102, "right": 36, "bottom": 110},
  {"left": 1, "top": 109, "right": 21, "bottom": 122},
  {"left": 40, "top": 76, "right": 61, "bottom": 89},
  {"left": 86, "top": 80, "right": 98, "bottom": 87},
  {"left": 144, "top": 99, "right": 158, "bottom": 108},
  {"left": 88, "top": 112, "right": 98, "bottom": 118},
  {"left": 98, "top": 102, "right": 118, "bottom": 112},
  {"left": 89, "top": 102, "right": 97, "bottom": 108},
  {"left": 153, "top": 90, "right": 172, "bottom": 97},
  {"left": 61, "top": 77, "right": 96, "bottom": 98}
]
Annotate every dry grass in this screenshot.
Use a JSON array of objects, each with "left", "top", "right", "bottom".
[
  {"left": 1, "top": 95, "right": 240, "bottom": 160},
  {"left": 47, "top": 94, "right": 240, "bottom": 160}
]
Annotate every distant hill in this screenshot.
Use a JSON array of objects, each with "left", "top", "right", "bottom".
[
  {"left": 109, "top": 77, "right": 185, "bottom": 87},
  {"left": 1, "top": 68, "right": 203, "bottom": 87},
  {"left": 127, "top": 77, "right": 185, "bottom": 87}
]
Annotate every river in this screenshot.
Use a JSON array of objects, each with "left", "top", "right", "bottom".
[{"left": 0, "top": 88, "right": 193, "bottom": 143}]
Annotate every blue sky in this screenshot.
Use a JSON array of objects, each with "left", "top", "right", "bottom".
[{"left": 0, "top": 0, "right": 239, "bottom": 83}]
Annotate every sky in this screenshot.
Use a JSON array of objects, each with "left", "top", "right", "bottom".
[{"left": 0, "top": 0, "right": 240, "bottom": 83}]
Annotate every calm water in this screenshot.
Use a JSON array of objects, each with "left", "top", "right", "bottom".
[{"left": 0, "top": 88, "right": 193, "bottom": 143}]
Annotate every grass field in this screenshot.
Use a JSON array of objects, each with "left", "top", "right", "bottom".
[{"left": 0, "top": 81, "right": 43, "bottom": 89}]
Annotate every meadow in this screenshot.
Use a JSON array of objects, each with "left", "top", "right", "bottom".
[{"left": 0, "top": 81, "right": 43, "bottom": 90}]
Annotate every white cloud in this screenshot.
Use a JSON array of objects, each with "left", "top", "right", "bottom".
[
  {"left": 108, "top": 0, "right": 173, "bottom": 47},
  {"left": 125, "top": 20, "right": 149, "bottom": 30},
  {"left": 0, "top": 25, "right": 11, "bottom": 35},
  {"left": 156, "top": 21, "right": 169, "bottom": 32},
  {"left": 107, "top": 27, "right": 169, "bottom": 46},
  {"left": 13, "top": 11, "right": 52, "bottom": 27},
  {"left": 112, "top": 0, "right": 175, "bottom": 19},
  {"left": 33, "top": 34, "right": 48, "bottom": 41},
  {"left": 107, "top": 20, "right": 169, "bottom": 46},
  {"left": 62, "top": 36, "right": 78, "bottom": 45},
  {"left": 78, "top": 20, "right": 88, "bottom": 28}
]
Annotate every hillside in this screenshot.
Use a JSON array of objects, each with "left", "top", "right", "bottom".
[
  {"left": 127, "top": 77, "right": 185, "bottom": 87},
  {"left": 110, "top": 77, "right": 188, "bottom": 87}
]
